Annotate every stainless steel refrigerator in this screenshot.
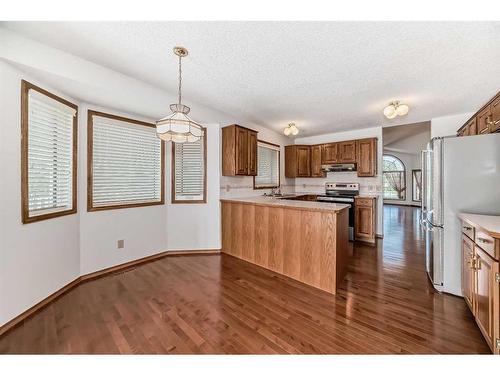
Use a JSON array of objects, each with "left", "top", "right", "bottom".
[{"left": 421, "top": 132, "right": 500, "bottom": 295}]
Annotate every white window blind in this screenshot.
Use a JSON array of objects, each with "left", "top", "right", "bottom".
[
  {"left": 255, "top": 142, "right": 280, "bottom": 188},
  {"left": 173, "top": 135, "right": 205, "bottom": 202},
  {"left": 91, "top": 115, "right": 162, "bottom": 207},
  {"left": 27, "top": 89, "right": 76, "bottom": 217}
]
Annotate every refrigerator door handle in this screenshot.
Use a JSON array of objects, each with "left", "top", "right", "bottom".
[{"left": 421, "top": 150, "right": 428, "bottom": 216}]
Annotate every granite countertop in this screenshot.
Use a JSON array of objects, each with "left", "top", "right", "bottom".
[
  {"left": 220, "top": 196, "right": 350, "bottom": 213},
  {"left": 458, "top": 213, "right": 500, "bottom": 239}
]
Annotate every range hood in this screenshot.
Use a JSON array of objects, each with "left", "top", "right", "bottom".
[{"left": 321, "top": 163, "right": 357, "bottom": 172}]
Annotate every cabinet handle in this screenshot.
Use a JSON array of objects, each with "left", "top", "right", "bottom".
[
  {"left": 477, "top": 237, "right": 489, "bottom": 244},
  {"left": 468, "top": 258, "right": 475, "bottom": 269},
  {"left": 463, "top": 226, "right": 472, "bottom": 231},
  {"left": 475, "top": 258, "right": 481, "bottom": 270}
]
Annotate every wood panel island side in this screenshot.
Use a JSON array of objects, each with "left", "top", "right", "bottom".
[{"left": 220, "top": 196, "right": 351, "bottom": 294}]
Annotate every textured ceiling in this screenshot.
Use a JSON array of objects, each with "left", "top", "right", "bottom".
[{"left": 3, "top": 21, "right": 500, "bottom": 136}]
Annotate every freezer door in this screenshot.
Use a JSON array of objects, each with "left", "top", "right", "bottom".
[{"left": 424, "top": 220, "right": 444, "bottom": 290}]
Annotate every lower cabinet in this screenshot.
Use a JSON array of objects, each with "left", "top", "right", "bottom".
[
  {"left": 354, "top": 197, "right": 376, "bottom": 244},
  {"left": 460, "top": 224, "right": 500, "bottom": 354}
]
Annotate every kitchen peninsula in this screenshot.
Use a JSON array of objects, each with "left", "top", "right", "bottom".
[{"left": 220, "top": 196, "right": 351, "bottom": 294}]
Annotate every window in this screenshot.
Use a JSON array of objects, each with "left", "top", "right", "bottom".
[
  {"left": 88, "top": 110, "right": 165, "bottom": 210},
  {"left": 254, "top": 141, "right": 280, "bottom": 189},
  {"left": 21, "top": 80, "right": 78, "bottom": 224},
  {"left": 412, "top": 169, "right": 422, "bottom": 202},
  {"left": 383, "top": 154, "right": 406, "bottom": 200},
  {"left": 172, "top": 129, "right": 206, "bottom": 203}
]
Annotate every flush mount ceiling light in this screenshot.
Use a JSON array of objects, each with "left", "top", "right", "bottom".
[
  {"left": 383, "top": 101, "right": 410, "bottom": 119},
  {"left": 284, "top": 122, "right": 299, "bottom": 136},
  {"left": 156, "top": 47, "right": 203, "bottom": 143}
]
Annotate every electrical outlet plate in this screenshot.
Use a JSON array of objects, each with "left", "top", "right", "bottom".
[{"left": 117, "top": 239, "right": 124, "bottom": 249}]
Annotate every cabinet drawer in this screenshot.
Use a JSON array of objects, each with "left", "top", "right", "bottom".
[
  {"left": 475, "top": 229, "right": 496, "bottom": 259},
  {"left": 461, "top": 222, "right": 475, "bottom": 241},
  {"left": 355, "top": 198, "right": 374, "bottom": 207}
]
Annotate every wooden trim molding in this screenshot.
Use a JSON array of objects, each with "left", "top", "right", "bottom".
[
  {"left": 0, "top": 249, "right": 221, "bottom": 337},
  {"left": 87, "top": 110, "right": 166, "bottom": 212},
  {"left": 171, "top": 128, "right": 207, "bottom": 204},
  {"left": 21, "top": 80, "right": 79, "bottom": 224},
  {"left": 253, "top": 139, "right": 281, "bottom": 190}
]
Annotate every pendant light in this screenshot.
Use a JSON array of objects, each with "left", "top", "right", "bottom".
[{"left": 156, "top": 47, "right": 203, "bottom": 143}]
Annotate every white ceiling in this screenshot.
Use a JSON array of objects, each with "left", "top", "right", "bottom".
[{"left": 3, "top": 21, "right": 500, "bottom": 136}]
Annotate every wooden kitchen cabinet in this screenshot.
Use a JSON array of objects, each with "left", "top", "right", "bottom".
[
  {"left": 491, "top": 95, "right": 500, "bottom": 133},
  {"left": 459, "top": 214, "right": 500, "bottom": 354},
  {"left": 462, "top": 234, "right": 475, "bottom": 310},
  {"left": 285, "top": 145, "right": 311, "bottom": 177},
  {"left": 310, "top": 144, "right": 325, "bottom": 177},
  {"left": 321, "top": 143, "right": 339, "bottom": 164},
  {"left": 474, "top": 245, "right": 499, "bottom": 351},
  {"left": 356, "top": 138, "right": 377, "bottom": 177},
  {"left": 222, "top": 124, "right": 258, "bottom": 176},
  {"left": 457, "top": 92, "right": 500, "bottom": 136},
  {"left": 338, "top": 141, "right": 356, "bottom": 163},
  {"left": 477, "top": 106, "right": 492, "bottom": 135},
  {"left": 354, "top": 197, "right": 376, "bottom": 244}
]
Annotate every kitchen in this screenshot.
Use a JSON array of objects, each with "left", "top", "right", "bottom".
[{"left": 1, "top": 19, "right": 500, "bottom": 362}]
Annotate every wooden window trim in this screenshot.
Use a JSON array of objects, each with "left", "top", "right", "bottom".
[
  {"left": 253, "top": 139, "right": 281, "bottom": 190},
  {"left": 171, "top": 128, "right": 207, "bottom": 204},
  {"left": 87, "top": 110, "right": 165, "bottom": 212},
  {"left": 21, "top": 80, "right": 78, "bottom": 224}
]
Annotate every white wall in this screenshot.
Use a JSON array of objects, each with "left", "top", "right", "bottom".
[
  {"left": 382, "top": 151, "right": 421, "bottom": 206},
  {"left": 294, "top": 126, "right": 384, "bottom": 236},
  {"left": 0, "top": 29, "right": 228, "bottom": 326},
  {"left": 431, "top": 113, "right": 474, "bottom": 138},
  {"left": 0, "top": 61, "right": 81, "bottom": 326}
]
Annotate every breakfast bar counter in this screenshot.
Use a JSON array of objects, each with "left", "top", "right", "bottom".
[{"left": 220, "top": 196, "right": 351, "bottom": 294}]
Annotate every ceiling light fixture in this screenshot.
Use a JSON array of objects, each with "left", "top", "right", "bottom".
[
  {"left": 383, "top": 101, "right": 410, "bottom": 119},
  {"left": 284, "top": 123, "right": 299, "bottom": 136},
  {"left": 156, "top": 47, "right": 203, "bottom": 143}
]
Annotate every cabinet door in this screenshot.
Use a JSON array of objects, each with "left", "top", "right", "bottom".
[
  {"left": 296, "top": 146, "right": 311, "bottom": 177},
  {"left": 235, "top": 127, "right": 248, "bottom": 175},
  {"left": 477, "top": 106, "right": 492, "bottom": 134},
  {"left": 355, "top": 205, "right": 374, "bottom": 240},
  {"left": 310, "top": 145, "right": 324, "bottom": 177},
  {"left": 467, "top": 118, "right": 477, "bottom": 136},
  {"left": 356, "top": 138, "right": 377, "bottom": 177},
  {"left": 321, "top": 143, "right": 338, "bottom": 164},
  {"left": 462, "top": 234, "right": 475, "bottom": 311},
  {"left": 247, "top": 131, "right": 258, "bottom": 176},
  {"left": 474, "top": 246, "right": 499, "bottom": 351},
  {"left": 338, "top": 141, "right": 356, "bottom": 163},
  {"left": 490, "top": 95, "right": 500, "bottom": 133}
]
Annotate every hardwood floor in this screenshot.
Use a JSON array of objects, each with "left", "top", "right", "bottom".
[{"left": 0, "top": 205, "right": 490, "bottom": 354}]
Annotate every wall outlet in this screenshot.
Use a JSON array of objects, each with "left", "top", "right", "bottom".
[{"left": 117, "top": 239, "right": 125, "bottom": 249}]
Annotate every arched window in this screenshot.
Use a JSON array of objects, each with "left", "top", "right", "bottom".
[{"left": 383, "top": 155, "right": 406, "bottom": 200}]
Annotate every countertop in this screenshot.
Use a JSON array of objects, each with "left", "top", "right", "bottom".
[
  {"left": 458, "top": 213, "right": 500, "bottom": 239},
  {"left": 220, "top": 196, "right": 350, "bottom": 213}
]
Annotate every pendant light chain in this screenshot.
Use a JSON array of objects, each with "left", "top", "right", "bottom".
[{"left": 178, "top": 55, "right": 182, "bottom": 105}]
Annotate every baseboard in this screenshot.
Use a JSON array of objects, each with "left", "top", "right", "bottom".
[{"left": 0, "top": 248, "right": 221, "bottom": 337}]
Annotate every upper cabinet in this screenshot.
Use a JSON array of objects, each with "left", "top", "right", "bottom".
[
  {"left": 457, "top": 92, "right": 500, "bottom": 137},
  {"left": 356, "top": 138, "right": 377, "bottom": 177},
  {"left": 321, "top": 143, "right": 339, "bottom": 164},
  {"left": 222, "top": 124, "right": 258, "bottom": 176},
  {"left": 285, "top": 145, "right": 311, "bottom": 178},
  {"left": 338, "top": 141, "right": 356, "bottom": 163},
  {"left": 310, "top": 145, "right": 325, "bottom": 177},
  {"left": 285, "top": 137, "right": 378, "bottom": 178}
]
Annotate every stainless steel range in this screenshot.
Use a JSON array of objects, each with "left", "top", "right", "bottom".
[{"left": 317, "top": 182, "right": 359, "bottom": 241}]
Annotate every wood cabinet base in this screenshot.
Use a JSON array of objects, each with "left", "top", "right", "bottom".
[{"left": 221, "top": 201, "right": 350, "bottom": 294}]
